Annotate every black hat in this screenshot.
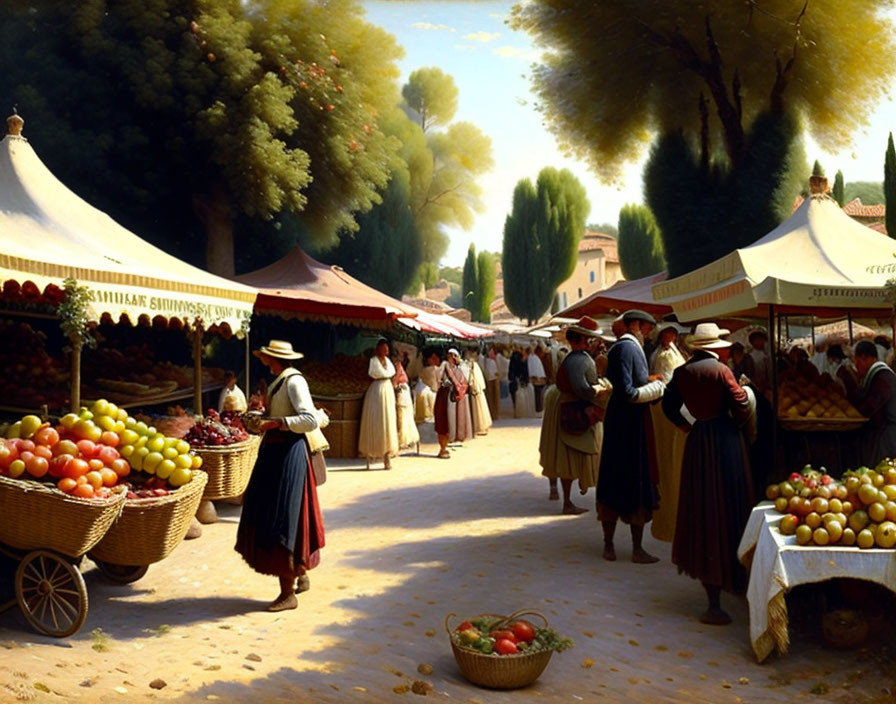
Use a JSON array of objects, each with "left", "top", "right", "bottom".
[{"left": 622, "top": 309, "right": 656, "bottom": 325}]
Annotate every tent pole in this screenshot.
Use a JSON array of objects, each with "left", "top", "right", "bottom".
[
  {"left": 193, "top": 321, "right": 204, "bottom": 416},
  {"left": 811, "top": 318, "right": 816, "bottom": 355},
  {"left": 848, "top": 312, "right": 854, "bottom": 345},
  {"left": 245, "top": 329, "right": 251, "bottom": 399},
  {"left": 768, "top": 304, "right": 779, "bottom": 477}
]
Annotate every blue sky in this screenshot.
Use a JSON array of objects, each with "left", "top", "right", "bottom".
[{"left": 363, "top": 1, "right": 896, "bottom": 267}]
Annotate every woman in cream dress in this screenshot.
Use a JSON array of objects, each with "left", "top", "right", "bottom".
[
  {"left": 467, "top": 352, "right": 492, "bottom": 435},
  {"left": 358, "top": 339, "right": 399, "bottom": 469},
  {"left": 393, "top": 354, "right": 420, "bottom": 451},
  {"left": 415, "top": 351, "right": 440, "bottom": 423}
]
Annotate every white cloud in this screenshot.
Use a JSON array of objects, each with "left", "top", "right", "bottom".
[
  {"left": 492, "top": 45, "right": 538, "bottom": 61},
  {"left": 453, "top": 44, "right": 478, "bottom": 52},
  {"left": 412, "top": 22, "right": 455, "bottom": 32},
  {"left": 488, "top": 12, "right": 507, "bottom": 21},
  {"left": 463, "top": 31, "right": 500, "bottom": 43}
]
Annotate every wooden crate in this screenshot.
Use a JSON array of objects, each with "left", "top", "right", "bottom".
[
  {"left": 321, "top": 419, "right": 360, "bottom": 458},
  {"left": 314, "top": 394, "right": 364, "bottom": 422}
]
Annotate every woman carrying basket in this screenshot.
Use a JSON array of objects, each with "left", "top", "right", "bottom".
[{"left": 236, "top": 340, "right": 327, "bottom": 612}]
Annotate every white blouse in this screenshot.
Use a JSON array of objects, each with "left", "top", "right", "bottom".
[
  {"left": 267, "top": 368, "right": 328, "bottom": 435},
  {"left": 368, "top": 356, "right": 396, "bottom": 381}
]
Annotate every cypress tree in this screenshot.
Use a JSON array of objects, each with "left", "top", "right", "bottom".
[
  {"left": 833, "top": 170, "right": 845, "bottom": 207},
  {"left": 476, "top": 251, "right": 495, "bottom": 323},
  {"left": 462, "top": 244, "right": 480, "bottom": 317},
  {"left": 885, "top": 133, "right": 896, "bottom": 238},
  {"left": 617, "top": 204, "right": 665, "bottom": 280}
]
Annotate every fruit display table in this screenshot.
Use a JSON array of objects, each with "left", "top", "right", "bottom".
[{"left": 737, "top": 502, "right": 896, "bottom": 663}]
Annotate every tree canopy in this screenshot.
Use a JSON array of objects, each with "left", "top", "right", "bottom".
[
  {"left": 462, "top": 244, "right": 480, "bottom": 316},
  {"left": 886, "top": 134, "right": 896, "bottom": 238},
  {"left": 0, "top": 0, "right": 404, "bottom": 275},
  {"left": 476, "top": 250, "right": 496, "bottom": 323},
  {"left": 402, "top": 67, "right": 458, "bottom": 133},
  {"left": 617, "top": 204, "right": 666, "bottom": 280},
  {"left": 511, "top": 1, "right": 896, "bottom": 182}
]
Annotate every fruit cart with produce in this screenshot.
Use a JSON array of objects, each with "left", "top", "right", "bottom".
[{"left": 738, "top": 462, "right": 896, "bottom": 662}]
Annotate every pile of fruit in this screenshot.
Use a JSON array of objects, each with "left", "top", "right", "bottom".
[
  {"left": 777, "top": 373, "right": 863, "bottom": 420},
  {"left": 184, "top": 409, "right": 249, "bottom": 447},
  {"left": 766, "top": 463, "right": 896, "bottom": 548},
  {"left": 451, "top": 616, "right": 573, "bottom": 656},
  {"left": 302, "top": 354, "right": 371, "bottom": 396},
  {"left": 0, "top": 399, "right": 202, "bottom": 500},
  {"left": 0, "top": 319, "right": 69, "bottom": 410}
]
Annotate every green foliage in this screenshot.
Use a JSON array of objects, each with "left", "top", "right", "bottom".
[
  {"left": 617, "top": 205, "right": 665, "bottom": 280},
  {"left": 462, "top": 244, "right": 480, "bottom": 316},
  {"left": 438, "top": 266, "right": 463, "bottom": 286},
  {"left": 402, "top": 67, "right": 458, "bottom": 132},
  {"left": 833, "top": 170, "right": 845, "bottom": 207},
  {"left": 58, "top": 278, "right": 94, "bottom": 349},
  {"left": 511, "top": 1, "right": 896, "bottom": 182},
  {"left": 645, "top": 111, "right": 807, "bottom": 277},
  {"left": 886, "top": 133, "right": 896, "bottom": 239},
  {"left": 502, "top": 168, "right": 589, "bottom": 323},
  {"left": 322, "top": 172, "right": 422, "bottom": 298},
  {"left": 476, "top": 250, "right": 496, "bottom": 323},
  {"left": 844, "top": 181, "right": 885, "bottom": 205},
  {"left": 812, "top": 160, "right": 825, "bottom": 178},
  {"left": 0, "top": 0, "right": 403, "bottom": 274}
]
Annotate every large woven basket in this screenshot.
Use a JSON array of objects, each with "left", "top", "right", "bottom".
[
  {"left": 194, "top": 434, "right": 261, "bottom": 500},
  {"left": 0, "top": 475, "right": 125, "bottom": 558},
  {"left": 89, "top": 471, "right": 208, "bottom": 566},
  {"left": 446, "top": 611, "right": 553, "bottom": 689}
]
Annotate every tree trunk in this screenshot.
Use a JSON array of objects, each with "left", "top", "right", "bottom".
[{"left": 192, "top": 183, "right": 234, "bottom": 276}]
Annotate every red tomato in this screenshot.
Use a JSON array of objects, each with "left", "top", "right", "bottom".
[
  {"left": 511, "top": 621, "right": 535, "bottom": 643},
  {"left": 25, "top": 455, "right": 49, "bottom": 478},
  {"left": 456, "top": 621, "right": 474, "bottom": 632},
  {"left": 57, "top": 477, "right": 77, "bottom": 494},
  {"left": 73, "top": 483, "right": 95, "bottom": 499},
  {"left": 100, "top": 431, "right": 120, "bottom": 448},
  {"left": 490, "top": 630, "right": 517, "bottom": 644},
  {"left": 33, "top": 445, "right": 53, "bottom": 461},
  {"left": 98, "top": 446, "right": 120, "bottom": 466},
  {"left": 76, "top": 439, "right": 98, "bottom": 458},
  {"left": 49, "top": 453, "right": 73, "bottom": 478},
  {"left": 66, "top": 458, "right": 90, "bottom": 479},
  {"left": 34, "top": 426, "right": 59, "bottom": 448},
  {"left": 110, "top": 458, "right": 130, "bottom": 478},
  {"left": 495, "top": 639, "right": 519, "bottom": 655},
  {"left": 16, "top": 439, "right": 35, "bottom": 453},
  {"left": 99, "top": 467, "right": 118, "bottom": 487}
]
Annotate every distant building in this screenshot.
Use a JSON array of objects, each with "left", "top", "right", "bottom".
[
  {"left": 554, "top": 231, "right": 622, "bottom": 311},
  {"left": 793, "top": 195, "right": 888, "bottom": 235}
]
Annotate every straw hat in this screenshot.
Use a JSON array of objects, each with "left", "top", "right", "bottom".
[
  {"left": 656, "top": 320, "right": 688, "bottom": 336},
  {"left": 686, "top": 323, "right": 732, "bottom": 350},
  {"left": 254, "top": 339, "right": 304, "bottom": 360},
  {"left": 565, "top": 316, "right": 602, "bottom": 337}
]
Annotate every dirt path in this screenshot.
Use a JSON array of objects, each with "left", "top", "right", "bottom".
[{"left": 1, "top": 418, "right": 895, "bottom": 703}]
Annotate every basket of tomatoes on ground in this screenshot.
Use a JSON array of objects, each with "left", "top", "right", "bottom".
[
  {"left": 445, "top": 609, "right": 573, "bottom": 689},
  {"left": 185, "top": 410, "right": 260, "bottom": 501}
]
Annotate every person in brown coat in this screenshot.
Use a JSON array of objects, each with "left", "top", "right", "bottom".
[{"left": 661, "top": 323, "right": 754, "bottom": 625}]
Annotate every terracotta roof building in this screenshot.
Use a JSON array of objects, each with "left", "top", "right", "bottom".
[{"left": 554, "top": 231, "right": 623, "bottom": 311}]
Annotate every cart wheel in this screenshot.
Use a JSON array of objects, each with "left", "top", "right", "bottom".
[
  {"left": 14, "top": 550, "right": 87, "bottom": 638},
  {"left": 92, "top": 560, "right": 149, "bottom": 585}
]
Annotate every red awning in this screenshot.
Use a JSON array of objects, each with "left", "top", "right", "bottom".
[
  {"left": 398, "top": 307, "right": 492, "bottom": 339},
  {"left": 557, "top": 272, "right": 671, "bottom": 318},
  {"left": 235, "top": 247, "right": 419, "bottom": 326}
]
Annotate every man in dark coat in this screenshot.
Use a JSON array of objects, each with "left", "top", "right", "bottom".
[
  {"left": 597, "top": 309, "right": 665, "bottom": 563},
  {"left": 839, "top": 339, "right": 896, "bottom": 466}
]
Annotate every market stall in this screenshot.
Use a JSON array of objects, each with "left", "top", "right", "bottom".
[
  {"left": 0, "top": 113, "right": 257, "bottom": 414},
  {"left": 652, "top": 177, "right": 896, "bottom": 475},
  {"left": 0, "top": 112, "right": 255, "bottom": 624},
  {"left": 556, "top": 272, "right": 671, "bottom": 319}
]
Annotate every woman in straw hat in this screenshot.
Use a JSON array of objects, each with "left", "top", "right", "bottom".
[
  {"left": 236, "top": 340, "right": 327, "bottom": 611},
  {"left": 358, "top": 338, "right": 400, "bottom": 469},
  {"left": 661, "top": 322, "right": 754, "bottom": 625},
  {"left": 539, "top": 316, "right": 611, "bottom": 514}
]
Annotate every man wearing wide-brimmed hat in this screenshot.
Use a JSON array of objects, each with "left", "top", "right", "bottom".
[
  {"left": 236, "top": 339, "right": 327, "bottom": 611},
  {"left": 539, "top": 316, "right": 610, "bottom": 514},
  {"left": 597, "top": 309, "right": 666, "bottom": 564},
  {"left": 661, "top": 322, "right": 754, "bottom": 626}
]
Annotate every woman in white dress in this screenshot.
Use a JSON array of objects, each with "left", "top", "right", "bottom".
[
  {"left": 467, "top": 352, "right": 492, "bottom": 435},
  {"left": 455, "top": 352, "right": 475, "bottom": 442},
  {"left": 393, "top": 354, "right": 420, "bottom": 451},
  {"left": 415, "top": 351, "right": 440, "bottom": 423},
  {"left": 358, "top": 339, "right": 399, "bottom": 469},
  {"left": 510, "top": 348, "right": 537, "bottom": 418}
]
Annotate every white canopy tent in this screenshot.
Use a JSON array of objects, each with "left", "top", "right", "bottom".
[{"left": 651, "top": 189, "right": 896, "bottom": 322}]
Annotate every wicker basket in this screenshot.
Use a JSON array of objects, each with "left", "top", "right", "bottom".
[
  {"left": 89, "top": 471, "right": 208, "bottom": 566},
  {"left": 0, "top": 475, "right": 125, "bottom": 558},
  {"left": 446, "top": 611, "right": 554, "bottom": 689},
  {"left": 193, "top": 434, "right": 261, "bottom": 500}
]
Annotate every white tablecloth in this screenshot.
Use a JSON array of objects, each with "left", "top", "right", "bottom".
[{"left": 736, "top": 502, "right": 896, "bottom": 662}]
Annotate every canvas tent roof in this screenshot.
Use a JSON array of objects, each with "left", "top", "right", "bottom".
[
  {"left": 236, "top": 246, "right": 491, "bottom": 339},
  {"left": 0, "top": 118, "right": 256, "bottom": 331},
  {"left": 556, "top": 272, "right": 671, "bottom": 319},
  {"left": 235, "top": 246, "right": 420, "bottom": 327},
  {"left": 651, "top": 193, "right": 896, "bottom": 322}
]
